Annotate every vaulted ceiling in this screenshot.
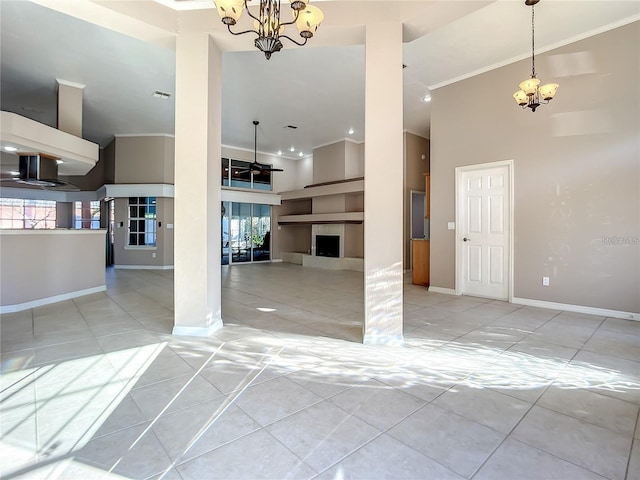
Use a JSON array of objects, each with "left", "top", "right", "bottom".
[{"left": 0, "top": 0, "right": 637, "bottom": 175}]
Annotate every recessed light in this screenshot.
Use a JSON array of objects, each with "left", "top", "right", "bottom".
[
  {"left": 348, "top": 128, "right": 354, "bottom": 135},
  {"left": 4, "top": 146, "right": 18, "bottom": 152},
  {"left": 9, "top": 170, "right": 20, "bottom": 176},
  {"left": 289, "top": 146, "right": 295, "bottom": 152},
  {"left": 56, "top": 160, "right": 64, "bottom": 164},
  {"left": 422, "top": 95, "right": 431, "bottom": 103},
  {"left": 277, "top": 150, "right": 282, "bottom": 156},
  {"left": 298, "top": 152, "right": 304, "bottom": 157}
]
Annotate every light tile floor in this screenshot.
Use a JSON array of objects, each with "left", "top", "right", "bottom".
[{"left": 1, "top": 263, "right": 639, "bottom": 480}]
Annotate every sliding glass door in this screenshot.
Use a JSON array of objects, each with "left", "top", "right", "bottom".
[
  {"left": 221, "top": 202, "right": 271, "bottom": 265},
  {"left": 252, "top": 203, "right": 271, "bottom": 261}
]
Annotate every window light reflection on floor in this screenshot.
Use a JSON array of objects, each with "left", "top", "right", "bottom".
[
  {"left": 203, "top": 331, "right": 640, "bottom": 396},
  {"left": 0, "top": 343, "right": 167, "bottom": 478},
  {"left": 2, "top": 326, "right": 638, "bottom": 478}
]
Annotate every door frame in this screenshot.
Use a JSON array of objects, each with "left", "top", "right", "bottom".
[
  {"left": 454, "top": 159, "right": 514, "bottom": 302},
  {"left": 409, "top": 189, "right": 427, "bottom": 267}
]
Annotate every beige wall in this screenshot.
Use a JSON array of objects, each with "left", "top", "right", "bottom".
[
  {"left": 56, "top": 202, "right": 73, "bottom": 228},
  {"left": 345, "top": 141, "right": 364, "bottom": 179},
  {"left": 114, "top": 135, "right": 174, "bottom": 184},
  {"left": 272, "top": 199, "right": 312, "bottom": 259},
  {"left": 312, "top": 140, "right": 364, "bottom": 184},
  {"left": 295, "top": 156, "right": 314, "bottom": 189},
  {"left": 103, "top": 139, "right": 116, "bottom": 184},
  {"left": 61, "top": 147, "right": 106, "bottom": 191},
  {"left": 0, "top": 230, "right": 105, "bottom": 308},
  {"left": 430, "top": 22, "right": 639, "bottom": 313},
  {"left": 344, "top": 224, "right": 364, "bottom": 258},
  {"left": 313, "top": 141, "right": 346, "bottom": 183},
  {"left": 403, "top": 132, "right": 430, "bottom": 269}
]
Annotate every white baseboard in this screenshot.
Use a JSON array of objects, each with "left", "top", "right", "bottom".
[
  {"left": 172, "top": 319, "right": 224, "bottom": 337},
  {"left": 271, "top": 259, "right": 283, "bottom": 263},
  {"left": 428, "top": 286, "right": 457, "bottom": 295},
  {"left": 512, "top": 297, "right": 639, "bottom": 321},
  {"left": 114, "top": 265, "right": 174, "bottom": 270},
  {"left": 0, "top": 285, "right": 107, "bottom": 314},
  {"left": 363, "top": 333, "right": 405, "bottom": 346}
]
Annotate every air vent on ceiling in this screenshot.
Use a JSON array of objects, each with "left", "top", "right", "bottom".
[
  {"left": 152, "top": 90, "right": 171, "bottom": 99},
  {"left": 285, "top": 125, "right": 298, "bottom": 129}
]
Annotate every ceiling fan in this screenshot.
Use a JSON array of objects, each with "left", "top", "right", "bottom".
[{"left": 239, "top": 120, "right": 284, "bottom": 175}]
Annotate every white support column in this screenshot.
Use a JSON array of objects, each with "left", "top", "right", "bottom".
[
  {"left": 363, "top": 21, "right": 404, "bottom": 345},
  {"left": 172, "top": 32, "right": 223, "bottom": 337}
]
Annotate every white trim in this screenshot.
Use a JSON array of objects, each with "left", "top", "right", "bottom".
[
  {"left": 428, "top": 286, "right": 457, "bottom": 295},
  {"left": 270, "top": 259, "right": 283, "bottom": 263},
  {"left": 0, "top": 285, "right": 106, "bottom": 314},
  {"left": 114, "top": 265, "right": 174, "bottom": 270},
  {"left": 1, "top": 184, "right": 174, "bottom": 202},
  {"left": 363, "top": 334, "right": 405, "bottom": 346},
  {"left": 429, "top": 15, "right": 640, "bottom": 91},
  {"left": 0, "top": 229, "right": 106, "bottom": 236},
  {"left": 56, "top": 78, "right": 86, "bottom": 89},
  {"left": 312, "top": 137, "right": 364, "bottom": 151},
  {"left": 0, "top": 111, "right": 98, "bottom": 169},
  {"left": 222, "top": 144, "right": 309, "bottom": 161},
  {"left": 114, "top": 133, "right": 175, "bottom": 138},
  {"left": 221, "top": 188, "right": 281, "bottom": 206},
  {"left": 455, "top": 160, "right": 514, "bottom": 302},
  {"left": 403, "top": 129, "right": 430, "bottom": 140},
  {"left": 172, "top": 320, "right": 224, "bottom": 337},
  {"left": 124, "top": 246, "right": 157, "bottom": 251},
  {"left": 102, "top": 183, "right": 174, "bottom": 198},
  {"left": 512, "top": 297, "right": 639, "bottom": 322}
]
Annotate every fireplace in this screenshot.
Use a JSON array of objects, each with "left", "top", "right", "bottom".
[{"left": 315, "top": 235, "right": 340, "bottom": 258}]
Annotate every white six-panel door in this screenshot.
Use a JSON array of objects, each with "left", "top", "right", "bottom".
[{"left": 456, "top": 161, "right": 512, "bottom": 300}]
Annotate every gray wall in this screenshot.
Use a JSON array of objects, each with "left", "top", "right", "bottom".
[{"left": 430, "top": 22, "right": 639, "bottom": 313}]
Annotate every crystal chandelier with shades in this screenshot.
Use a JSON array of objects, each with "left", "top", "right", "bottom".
[
  {"left": 215, "top": 0, "right": 324, "bottom": 60},
  {"left": 513, "top": 0, "right": 559, "bottom": 112}
]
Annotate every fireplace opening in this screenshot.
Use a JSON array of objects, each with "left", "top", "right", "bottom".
[{"left": 316, "top": 235, "right": 339, "bottom": 258}]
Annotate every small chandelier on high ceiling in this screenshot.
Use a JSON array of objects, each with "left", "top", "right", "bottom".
[
  {"left": 513, "top": 0, "right": 559, "bottom": 112},
  {"left": 215, "top": 0, "right": 324, "bottom": 60}
]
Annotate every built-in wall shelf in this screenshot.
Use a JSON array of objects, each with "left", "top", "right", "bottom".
[
  {"left": 280, "top": 178, "right": 364, "bottom": 201},
  {"left": 278, "top": 212, "right": 364, "bottom": 225}
]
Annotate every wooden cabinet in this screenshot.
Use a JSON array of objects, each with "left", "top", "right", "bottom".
[{"left": 412, "top": 239, "right": 430, "bottom": 286}]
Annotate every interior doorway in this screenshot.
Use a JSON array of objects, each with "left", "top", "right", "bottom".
[{"left": 455, "top": 160, "right": 513, "bottom": 301}]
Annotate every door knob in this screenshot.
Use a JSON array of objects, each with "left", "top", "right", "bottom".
[{"left": 463, "top": 237, "right": 470, "bottom": 242}]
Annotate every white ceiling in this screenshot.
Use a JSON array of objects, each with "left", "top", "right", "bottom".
[{"left": 0, "top": 0, "right": 638, "bottom": 174}]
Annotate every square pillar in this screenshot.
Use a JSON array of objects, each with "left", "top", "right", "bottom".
[
  {"left": 173, "top": 32, "right": 223, "bottom": 336},
  {"left": 363, "top": 22, "right": 404, "bottom": 345},
  {"left": 56, "top": 79, "right": 85, "bottom": 137}
]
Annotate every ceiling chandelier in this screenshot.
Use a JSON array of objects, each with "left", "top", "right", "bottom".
[
  {"left": 513, "top": 0, "right": 559, "bottom": 112},
  {"left": 215, "top": 0, "right": 324, "bottom": 60}
]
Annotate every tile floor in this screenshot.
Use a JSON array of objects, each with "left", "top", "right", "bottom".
[{"left": 1, "top": 263, "right": 639, "bottom": 480}]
